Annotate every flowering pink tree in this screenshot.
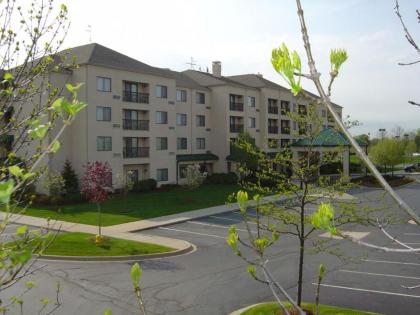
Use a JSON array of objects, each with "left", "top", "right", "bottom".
[{"left": 81, "top": 161, "right": 113, "bottom": 237}]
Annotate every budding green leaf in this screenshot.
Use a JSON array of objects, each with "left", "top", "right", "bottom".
[
  {"left": 130, "top": 263, "right": 142, "bottom": 289},
  {"left": 330, "top": 49, "right": 348, "bottom": 76},
  {"left": 236, "top": 190, "right": 248, "bottom": 214},
  {"left": 50, "top": 140, "right": 61, "bottom": 153},
  {"left": 103, "top": 309, "right": 112, "bottom": 315},
  {"left": 0, "top": 179, "right": 15, "bottom": 204},
  {"left": 272, "top": 43, "right": 302, "bottom": 96},
  {"left": 247, "top": 265, "right": 257, "bottom": 278},
  {"left": 8, "top": 165, "right": 23, "bottom": 178},
  {"left": 16, "top": 225, "right": 28, "bottom": 236},
  {"left": 311, "top": 203, "right": 337, "bottom": 235},
  {"left": 319, "top": 263, "right": 326, "bottom": 281}
]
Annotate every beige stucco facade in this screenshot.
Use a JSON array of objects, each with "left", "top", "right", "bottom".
[{"left": 24, "top": 43, "right": 343, "bottom": 189}]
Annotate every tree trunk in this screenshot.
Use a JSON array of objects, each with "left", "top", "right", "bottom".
[{"left": 297, "top": 237, "right": 305, "bottom": 306}]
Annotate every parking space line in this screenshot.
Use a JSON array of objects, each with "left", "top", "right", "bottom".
[
  {"left": 339, "top": 269, "right": 420, "bottom": 280},
  {"left": 363, "top": 259, "right": 420, "bottom": 266},
  {"left": 187, "top": 221, "right": 257, "bottom": 234},
  {"left": 158, "top": 227, "right": 225, "bottom": 239},
  {"left": 210, "top": 215, "right": 256, "bottom": 224},
  {"left": 312, "top": 283, "right": 420, "bottom": 299}
]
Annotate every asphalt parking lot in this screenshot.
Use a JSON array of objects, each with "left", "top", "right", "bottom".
[
  {"left": 3, "top": 183, "right": 420, "bottom": 315},
  {"left": 140, "top": 207, "right": 420, "bottom": 315}
]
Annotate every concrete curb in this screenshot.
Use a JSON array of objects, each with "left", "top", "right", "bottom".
[
  {"left": 228, "top": 302, "right": 266, "bottom": 315},
  {"left": 36, "top": 243, "right": 196, "bottom": 262}
]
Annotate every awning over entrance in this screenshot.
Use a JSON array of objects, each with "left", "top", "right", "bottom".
[
  {"left": 176, "top": 153, "right": 219, "bottom": 162},
  {"left": 291, "top": 127, "right": 368, "bottom": 148}
]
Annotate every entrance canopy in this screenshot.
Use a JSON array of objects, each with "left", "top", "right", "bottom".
[{"left": 291, "top": 127, "right": 368, "bottom": 148}]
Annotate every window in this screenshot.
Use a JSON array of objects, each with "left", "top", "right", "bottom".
[
  {"left": 281, "top": 101, "right": 290, "bottom": 115},
  {"left": 196, "top": 115, "right": 205, "bottom": 127},
  {"left": 156, "top": 111, "right": 168, "bottom": 124},
  {"left": 176, "top": 89, "right": 187, "bottom": 102},
  {"left": 196, "top": 92, "right": 205, "bottom": 104},
  {"left": 96, "top": 77, "right": 111, "bottom": 92},
  {"left": 281, "top": 139, "right": 291, "bottom": 148},
  {"left": 322, "top": 109, "right": 326, "bottom": 117},
  {"left": 247, "top": 96, "right": 256, "bottom": 107},
  {"left": 96, "top": 106, "right": 111, "bottom": 121},
  {"left": 177, "top": 137, "right": 187, "bottom": 150},
  {"left": 156, "top": 137, "right": 168, "bottom": 150},
  {"left": 196, "top": 138, "right": 205, "bottom": 150},
  {"left": 293, "top": 121, "right": 297, "bottom": 130},
  {"left": 156, "top": 85, "right": 167, "bottom": 98},
  {"left": 97, "top": 136, "right": 112, "bottom": 151},
  {"left": 248, "top": 117, "right": 256, "bottom": 128},
  {"left": 176, "top": 113, "right": 187, "bottom": 126},
  {"left": 156, "top": 168, "right": 168, "bottom": 182}
]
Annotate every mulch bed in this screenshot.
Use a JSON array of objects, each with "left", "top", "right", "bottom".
[{"left": 352, "top": 175, "right": 415, "bottom": 188}]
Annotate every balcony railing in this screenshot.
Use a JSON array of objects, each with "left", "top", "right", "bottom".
[
  {"left": 268, "top": 106, "right": 278, "bottom": 114},
  {"left": 229, "top": 102, "right": 244, "bottom": 111},
  {"left": 123, "top": 119, "right": 149, "bottom": 130},
  {"left": 123, "top": 91, "right": 149, "bottom": 104},
  {"left": 123, "top": 147, "right": 150, "bottom": 158},
  {"left": 230, "top": 124, "right": 244, "bottom": 133},
  {"left": 268, "top": 126, "right": 278, "bottom": 134}
]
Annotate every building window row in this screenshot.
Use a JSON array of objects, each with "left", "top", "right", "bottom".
[{"left": 97, "top": 136, "right": 207, "bottom": 152}]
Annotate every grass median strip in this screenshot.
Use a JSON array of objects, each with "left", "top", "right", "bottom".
[
  {"left": 241, "top": 302, "right": 381, "bottom": 315},
  {"left": 22, "top": 184, "right": 239, "bottom": 226},
  {"left": 41, "top": 232, "right": 174, "bottom": 257}
]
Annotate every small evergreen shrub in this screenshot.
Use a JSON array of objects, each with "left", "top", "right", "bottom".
[
  {"left": 132, "top": 179, "right": 157, "bottom": 192},
  {"left": 204, "top": 172, "right": 238, "bottom": 185},
  {"left": 61, "top": 159, "right": 79, "bottom": 193}
]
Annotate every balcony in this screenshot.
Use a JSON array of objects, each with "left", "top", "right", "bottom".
[
  {"left": 268, "top": 126, "right": 278, "bottom": 134},
  {"left": 268, "top": 106, "right": 278, "bottom": 115},
  {"left": 123, "top": 91, "right": 149, "bottom": 104},
  {"left": 123, "top": 119, "right": 149, "bottom": 130},
  {"left": 123, "top": 147, "right": 150, "bottom": 158},
  {"left": 230, "top": 124, "right": 244, "bottom": 133},
  {"left": 229, "top": 102, "right": 244, "bottom": 112}
]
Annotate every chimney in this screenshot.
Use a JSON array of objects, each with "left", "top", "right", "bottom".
[
  {"left": 212, "top": 61, "right": 222, "bottom": 77},
  {"left": 256, "top": 72, "right": 263, "bottom": 78}
]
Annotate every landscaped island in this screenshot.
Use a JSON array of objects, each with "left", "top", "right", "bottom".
[
  {"left": 41, "top": 232, "right": 174, "bottom": 257},
  {"left": 23, "top": 184, "right": 239, "bottom": 226},
  {"left": 241, "top": 302, "right": 381, "bottom": 315}
]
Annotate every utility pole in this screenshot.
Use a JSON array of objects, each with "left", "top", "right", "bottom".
[{"left": 86, "top": 25, "right": 92, "bottom": 43}]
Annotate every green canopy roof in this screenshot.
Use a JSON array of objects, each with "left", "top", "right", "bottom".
[
  {"left": 291, "top": 128, "right": 368, "bottom": 147},
  {"left": 176, "top": 153, "right": 219, "bottom": 162}
]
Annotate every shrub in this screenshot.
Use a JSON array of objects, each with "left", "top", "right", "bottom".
[
  {"left": 204, "top": 172, "right": 238, "bottom": 185},
  {"left": 132, "top": 179, "right": 157, "bottom": 192},
  {"left": 320, "top": 162, "right": 342, "bottom": 175},
  {"left": 61, "top": 159, "right": 79, "bottom": 193}
]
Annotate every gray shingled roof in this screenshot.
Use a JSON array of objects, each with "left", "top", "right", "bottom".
[
  {"left": 227, "top": 74, "right": 290, "bottom": 91},
  {"left": 62, "top": 43, "right": 173, "bottom": 78},
  {"left": 182, "top": 70, "right": 258, "bottom": 90},
  {"left": 165, "top": 70, "right": 209, "bottom": 91}
]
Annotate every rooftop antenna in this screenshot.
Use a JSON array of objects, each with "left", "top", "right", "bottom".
[
  {"left": 186, "top": 57, "right": 197, "bottom": 70},
  {"left": 86, "top": 25, "right": 92, "bottom": 43}
]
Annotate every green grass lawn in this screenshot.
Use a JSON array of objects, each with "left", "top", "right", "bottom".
[
  {"left": 23, "top": 184, "right": 239, "bottom": 226},
  {"left": 42, "top": 232, "right": 173, "bottom": 256},
  {"left": 242, "top": 302, "right": 381, "bottom": 315}
]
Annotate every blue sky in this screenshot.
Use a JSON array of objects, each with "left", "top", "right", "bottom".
[{"left": 64, "top": 0, "right": 419, "bottom": 137}]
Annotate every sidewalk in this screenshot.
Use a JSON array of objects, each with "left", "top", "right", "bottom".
[{"left": 0, "top": 212, "right": 192, "bottom": 252}]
